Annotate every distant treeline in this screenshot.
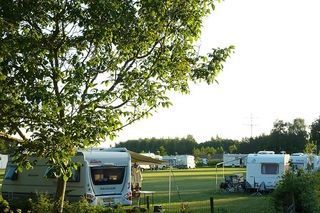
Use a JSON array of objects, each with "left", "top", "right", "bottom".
[{"left": 116, "top": 117, "right": 320, "bottom": 158}]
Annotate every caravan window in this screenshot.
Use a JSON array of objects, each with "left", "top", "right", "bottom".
[
  {"left": 261, "top": 163, "right": 279, "bottom": 174},
  {"left": 4, "top": 166, "right": 18, "bottom": 180},
  {"left": 45, "top": 167, "right": 80, "bottom": 182},
  {"left": 90, "top": 166, "right": 125, "bottom": 185}
]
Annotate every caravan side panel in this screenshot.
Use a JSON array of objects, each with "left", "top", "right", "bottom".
[{"left": 2, "top": 155, "right": 87, "bottom": 202}]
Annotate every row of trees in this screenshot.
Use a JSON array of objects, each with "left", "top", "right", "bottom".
[{"left": 117, "top": 117, "right": 320, "bottom": 158}]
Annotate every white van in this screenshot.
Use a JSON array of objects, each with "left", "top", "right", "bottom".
[
  {"left": 246, "top": 151, "right": 290, "bottom": 190},
  {"left": 2, "top": 148, "right": 132, "bottom": 206}
]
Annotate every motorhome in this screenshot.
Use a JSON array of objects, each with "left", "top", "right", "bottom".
[
  {"left": 245, "top": 151, "right": 290, "bottom": 191},
  {"left": 2, "top": 148, "right": 162, "bottom": 206},
  {"left": 223, "top": 154, "right": 247, "bottom": 167}
]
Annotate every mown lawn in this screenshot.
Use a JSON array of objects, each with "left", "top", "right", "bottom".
[{"left": 138, "top": 167, "right": 273, "bottom": 212}]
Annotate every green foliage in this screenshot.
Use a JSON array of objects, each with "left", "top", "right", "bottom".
[
  {"left": 207, "top": 159, "right": 221, "bottom": 167},
  {"left": 0, "top": 197, "right": 10, "bottom": 213},
  {"left": 304, "top": 141, "right": 317, "bottom": 154},
  {"left": 158, "top": 145, "right": 167, "bottom": 156},
  {"left": 310, "top": 116, "right": 320, "bottom": 153},
  {"left": 271, "top": 171, "right": 320, "bottom": 212},
  {"left": 63, "top": 198, "right": 122, "bottom": 213},
  {"left": 28, "top": 194, "right": 124, "bottom": 213},
  {"left": 0, "top": 0, "right": 232, "bottom": 209},
  {"left": 29, "top": 194, "right": 54, "bottom": 213}
]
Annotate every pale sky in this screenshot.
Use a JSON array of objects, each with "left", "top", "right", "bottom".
[{"left": 108, "top": 0, "right": 320, "bottom": 146}]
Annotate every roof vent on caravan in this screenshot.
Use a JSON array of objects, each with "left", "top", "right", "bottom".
[{"left": 257, "top": 151, "right": 275, "bottom": 154}]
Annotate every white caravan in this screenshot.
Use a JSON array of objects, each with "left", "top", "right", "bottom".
[
  {"left": 223, "top": 154, "right": 247, "bottom": 167},
  {"left": 245, "top": 151, "right": 290, "bottom": 190},
  {"left": 290, "top": 153, "right": 309, "bottom": 171},
  {"left": 162, "top": 155, "right": 195, "bottom": 169},
  {"left": 0, "top": 154, "right": 8, "bottom": 169},
  {"left": 139, "top": 153, "right": 165, "bottom": 170},
  {"left": 2, "top": 148, "right": 165, "bottom": 206},
  {"left": 312, "top": 155, "right": 320, "bottom": 171},
  {"left": 176, "top": 155, "right": 195, "bottom": 169},
  {"left": 290, "top": 153, "right": 320, "bottom": 172}
]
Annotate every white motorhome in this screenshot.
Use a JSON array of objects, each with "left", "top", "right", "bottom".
[
  {"left": 223, "top": 154, "right": 247, "bottom": 167},
  {"left": 2, "top": 148, "right": 133, "bottom": 206},
  {"left": 245, "top": 151, "right": 290, "bottom": 190}
]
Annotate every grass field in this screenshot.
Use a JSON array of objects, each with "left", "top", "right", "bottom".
[
  {"left": 0, "top": 168, "right": 273, "bottom": 212},
  {"left": 138, "top": 167, "right": 272, "bottom": 212}
]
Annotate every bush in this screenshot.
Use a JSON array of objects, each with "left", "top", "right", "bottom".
[
  {"left": 207, "top": 159, "right": 222, "bottom": 167},
  {"left": 27, "top": 194, "right": 126, "bottom": 213},
  {"left": 0, "top": 197, "right": 10, "bottom": 212},
  {"left": 271, "top": 170, "right": 320, "bottom": 212},
  {"left": 64, "top": 198, "right": 124, "bottom": 213},
  {"left": 29, "top": 194, "right": 54, "bottom": 213}
]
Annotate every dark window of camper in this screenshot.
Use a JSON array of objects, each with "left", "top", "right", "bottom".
[
  {"left": 68, "top": 168, "right": 80, "bottom": 182},
  {"left": 45, "top": 167, "right": 56, "bottom": 179},
  {"left": 45, "top": 167, "right": 80, "bottom": 182},
  {"left": 4, "top": 166, "right": 18, "bottom": 180},
  {"left": 90, "top": 167, "right": 125, "bottom": 185},
  {"left": 261, "top": 163, "right": 279, "bottom": 174}
]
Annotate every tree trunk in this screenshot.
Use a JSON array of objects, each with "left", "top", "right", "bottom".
[{"left": 54, "top": 177, "right": 67, "bottom": 213}]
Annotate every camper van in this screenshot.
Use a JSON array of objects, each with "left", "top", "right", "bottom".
[
  {"left": 2, "top": 148, "right": 132, "bottom": 206},
  {"left": 245, "top": 151, "right": 290, "bottom": 190}
]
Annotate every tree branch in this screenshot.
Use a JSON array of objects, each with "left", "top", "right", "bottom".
[
  {"left": 0, "top": 132, "right": 24, "bottom": 143},
  {"left": 113, "top": 105, "right": 157, "bottom": 133}
]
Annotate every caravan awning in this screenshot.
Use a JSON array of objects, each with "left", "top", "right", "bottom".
[{"left": 128, "top": 151, "right": 165, "bottom": 165}]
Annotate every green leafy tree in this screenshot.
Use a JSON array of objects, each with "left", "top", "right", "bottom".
[
  {"left": 310, "top": 116, "right": 320, "bottom": 153},
  {"left": 272, "top": 171, "right": 320, "bottom": 212},
  {"left": 0, "top": 0, "right": 233, "bottom": 211},
  {"left": 228, "top": 144, "right": 238, "bottom": 153},
  {"left": 304, "top": 141, "right": 317, "bottom": 154},
  {"left": 158, "top": 145, "right": 167, "bottom": 156}
]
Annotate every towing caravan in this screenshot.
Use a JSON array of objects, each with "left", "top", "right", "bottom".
[
  {"left": 2, "top": 148, "right": 132, "bottom": 206},
  {"left": 223, "top": 154, "right": 248, "bottom": 167},
  {"left": 290, "top": 153, "right": 309, "bottom": 171},
  {"left": 290, "top": 153, "right": 320, "bottom": 172},
  {"left": 245, "top": 151, "right": 290, "bottom": 191}
]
